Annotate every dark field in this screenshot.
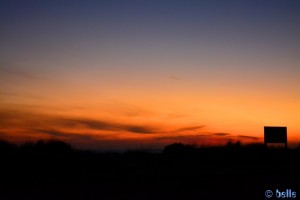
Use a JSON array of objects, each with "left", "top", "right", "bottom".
[{"left": 0, "top": 141, "right": 299, "bottom": 200}]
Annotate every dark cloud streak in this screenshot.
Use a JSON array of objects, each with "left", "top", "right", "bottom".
[
  {"left": 175, "top": 125, "right": 205, "bottom": 132},
  {"left": 0, "top": 108, "right": 262, "bottom": 146},
  {"left": 56, "top": 118, "right": 157, "bottom": 134},
  {"left": 213, "top": 133, "right": 230, "bottom": 136},
  {"left": 235, "top": 135, "right": 259, "bottom": 140}
]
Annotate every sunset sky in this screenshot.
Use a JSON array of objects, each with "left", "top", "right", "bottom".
[{"left": 1, "top": 0, "right": 299, "bottom": 150}]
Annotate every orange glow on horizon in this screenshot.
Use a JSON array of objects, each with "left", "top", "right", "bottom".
[{"left": 1, "top": 97, "right": 299, "bottom": 149}]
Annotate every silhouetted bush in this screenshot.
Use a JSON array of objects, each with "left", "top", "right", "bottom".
[
  {"left": 0, "top": 140, "right": 16, "bottom": 154},
  {"left": 226, "top": 140, "right": 242, "bottom": 149},
  {"left": 34, "top": 140, "right": 73, "bottom": 154},
  {"left": 163, "top": 143, "right": 196, "bottom": 155}
]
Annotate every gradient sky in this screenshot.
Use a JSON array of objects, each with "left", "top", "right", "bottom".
[{"left": 1, "top": 0, "right": 299, "bottom": 150}]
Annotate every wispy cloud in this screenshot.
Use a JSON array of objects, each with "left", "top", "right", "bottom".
[
  {"left": 0, "top": 107, "right": 262, "bottom": 149},
  {"left": 0, "top": 67, "right": 43, "bottom": 80},
  {"left": 0, "top": 108, "right": 159, "bottom": 135},
  {"left": 55, "top": 118, "right": 158, "bottom": 134},
  {"left": 60, "top": 118, "right": 119, "bottom": 130},
  {"left": 235, "top": 135, "right": 259, "bottom": 141},
  {"left": 0, "top": 92, "right": 19, "bottom": 96},
  {"left": 169, "top": 75, "right": 183, "bottom": 81},
  {"left": 156, "top": 132, "right": 261, "bottom": 145},
  {"left": 34, "top": 129, "right": 95, "bottom": 140},
  {"left": 156, "top": 134, "right": 209, "bottom": 141},
  {"left": 0, "top": 92, "right": 45, "bottom": 100},
  {"left": 120, "top": 125, "right": 156, "bottom": 134},
  {"left": 175, "top": 125, "right": 205, "bottom": 132},
  {"left": 213, "top": 133, "right": 230, "bottom": 136}
]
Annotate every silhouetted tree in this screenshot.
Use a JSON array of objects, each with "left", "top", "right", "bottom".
[{"left": 163, "top": 143, "right": 195, "bottom": 154}]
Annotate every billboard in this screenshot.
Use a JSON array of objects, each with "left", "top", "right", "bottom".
[{"left": 264, "top": 126, "right": 287, "bottom": 147}]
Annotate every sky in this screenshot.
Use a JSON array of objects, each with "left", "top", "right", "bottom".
[{"left": 1, "top": 0, "right": 299, "bottom": 150}]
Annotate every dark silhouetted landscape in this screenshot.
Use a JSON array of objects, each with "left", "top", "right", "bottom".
[
  {"left": 1, "top": 1, "right": 299, "bottom": 199},
  {"left": 0, "top": 140, "right": 299, "bottom": 200}
]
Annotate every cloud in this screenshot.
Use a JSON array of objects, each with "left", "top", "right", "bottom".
[
  {"left": 235, "top": 135, "right": 259, "bottom": 141},
  {"left": 0, "top": 92, "right": 45, "bottom": 101},
  {"left": 120, "top": 125, "right": 156, "bottom": 134},
  {"left": 156, "top": 134, "right": 209, "bottom": 141},
  {"left": 175, "top": 125, "right": 205, "bottom": 132},
  {"left": 56, "top": 118, "right": 157, "bottom": 134},
  {"left": 155, "top": 132, "right": 260, "bottom": 146},
  {"left": 0, "top": 67, "right": 43, "bottom": 80},
  {"left": 29, "top": 128, "right": 164, "bottom": 151},
  {"left": 34, "top": 129, "right": 70, "bottom": 137},
  {"left": 0, "top": 107, "right": 262, "bottom": 149},
  {"left": 61, "top": 119, "right": 118, "bottom": 130},
  {"left": 35, "top": 129, "right": 94, "bottom": 140},
  {"left": 0, "top": 92, "right": 19, "bottom": 96},
  {"left": 0, "top": 108, "right": 159, "bottom": 135},
  {"left": 213, "top": 133, "right": 230, "bottom": 136},
  {"left": 169, "top": 75, "right": 183, "bottom": 81}
]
